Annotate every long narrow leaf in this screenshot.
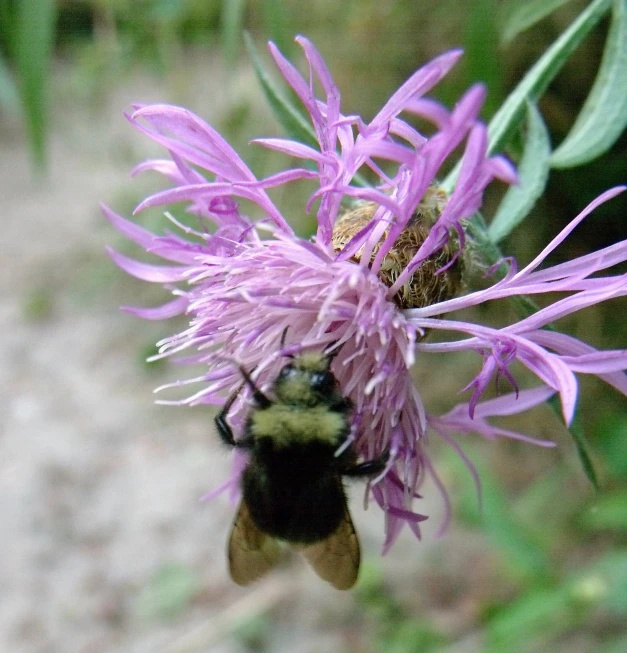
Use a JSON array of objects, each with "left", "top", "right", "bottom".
[
  {"left": 244, "top": 33, "right": 318, "bottom": 148},
  {"left": 549, "top": 395, "right": 599, "bottom": 489},
  {"left": 501, "top": 0, "right": 575, "bottom": 45},
  {"left": 551, "top": 0, "right": 627, "bottom": 167},
  {"left": 0, "top": 2, "right": 16, "bottom": 57},
  {"left": 221, "top": 0, "right": 247, "bottom": 67},
  {"left": 465, "top": 0, "right": 504, "bottom": 116},
  {"left": 16, "top": 0, "right": 56, "bottom": 169},
  {"left": 489, "top": 102, "right": 551, "bottom": 242},
  {"left": 488, "top": 0, "right": 612, "bottom": 155},
  {"left": 442, "top": 0, "right": 612, "bottom": 192},
  {"left": 259, "top": 0, "right": 292, "bottom": 54}
]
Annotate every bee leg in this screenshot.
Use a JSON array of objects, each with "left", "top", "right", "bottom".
[
  {"left": 330, "top": 396, "right": 352, "bottom": 414},
  {"left": 341, "top": 449, "right": 390, "bottom": 478},
  {"left": 215, "top": 385, "right": 254, "bottom": 449},
  {"left": 215, "top": 364, "right": 271, "bottom": 449}
]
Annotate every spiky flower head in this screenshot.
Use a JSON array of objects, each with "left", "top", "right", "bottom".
[{"left": 105, "top": 37, "right": 627, "bottom": 552}]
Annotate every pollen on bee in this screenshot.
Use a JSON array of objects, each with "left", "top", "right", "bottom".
[{"left": 331, "top": 185, "right": 464, "bottom": 310}]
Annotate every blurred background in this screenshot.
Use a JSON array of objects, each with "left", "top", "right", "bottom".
[{"left": 1, "top": 0, "right": 626, "bottom": 651}]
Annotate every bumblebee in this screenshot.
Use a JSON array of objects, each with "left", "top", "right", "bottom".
[{"left": 215, "top": 347, "right": 387, "bottom": 590}]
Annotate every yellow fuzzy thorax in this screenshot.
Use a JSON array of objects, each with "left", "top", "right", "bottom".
[
  {"left": 250, "top": 404, "right": 345, "bottom": 446},
  {"left": 274, "top": 376, "right": 319, "bottom": 405},
  {"left": 293, "top": 352, "right": 330, "bottom": 372}
]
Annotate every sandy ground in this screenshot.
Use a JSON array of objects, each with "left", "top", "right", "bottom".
[{"left": 1, "top": 56, "right": 473, "bottom": 653}]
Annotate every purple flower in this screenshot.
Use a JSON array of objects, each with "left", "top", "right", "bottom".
[{"left": 105, "top": 37, "right": 627, "bottom": 553}]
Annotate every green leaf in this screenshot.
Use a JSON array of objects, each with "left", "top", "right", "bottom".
[
  {"left": 551, "top": 0, "right": 627, "bottom": 167},
  {"left": 488, "top": 0, "right": 612, "bottom": 155},
  {"left": 549, "top": 395, "right": 599, "bottom": 489},
  {"left": 15, "top": 0, "right": 56, "bottom": 170},
  {"left": 465, "top": 0, "right": 504, "bottom": 116},
  {"left": 0, "top": 2, "right": 17, "bottom": 58},
  {"left": 244, "top": 32, "right": 318, "bottom": 148},
  {"left": 501, "top": 0, "right": 575, "bottom": 45},
  {"left": 581, "top": 491, "right": 627, "bottom": 531},
  {"left": 595, "top": 412, "right": 627, "bottom": 478},
  {"left": 221, "top": 0, "right": 247, "bottom": 67},
  {"left": 442, "top": 0, "right": 612, "bottom": 192},
  {"left": 488, "top": 102, "right": 551, "bottom": 242},
  {"left": 454, "top": 0, "right": 613, "bottom": 486},
  {"left": 259, "top": 0, "right": 292, "bottom": 54},
  {"left": 466, "top": 211, "right": 507, "bottom": 269}
]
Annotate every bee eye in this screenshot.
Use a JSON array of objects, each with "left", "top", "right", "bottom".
[
  {"left": 311, "top": 372, "right": 333, "bottom": 392},
  {"left": 279, "top": 364, "right": 294, "bottom": 379}
]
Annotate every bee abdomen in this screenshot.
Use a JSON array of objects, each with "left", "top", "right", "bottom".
[{"left": 242, "top": 466, "right": 346, "bottom": 544}]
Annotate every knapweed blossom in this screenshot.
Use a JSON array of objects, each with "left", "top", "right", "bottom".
[{"left": 105, "top": 37, "right": 627, "bottom": 552}]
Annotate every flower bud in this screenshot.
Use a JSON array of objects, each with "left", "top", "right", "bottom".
[{"left": 332, "top": 186, "right": 463, "bottom": 309}]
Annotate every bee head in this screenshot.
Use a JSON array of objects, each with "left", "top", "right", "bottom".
[{"left": 273, "top": 351, "right": 338, "bottom": 406}]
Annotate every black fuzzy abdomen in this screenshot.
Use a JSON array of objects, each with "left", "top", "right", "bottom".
[{"left": 242, "top": 442, "right": 346, "bottom": 544}]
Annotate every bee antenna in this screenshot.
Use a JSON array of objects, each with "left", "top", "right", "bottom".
[
  {"left": 279, "top": 326, "right": 295, "bottom": 359},
  {"left": 279, "top": 326, "right": 290, "bottom": 349},
  {"left": 238, "top": 365, "right": 272, "bottom": 408}
]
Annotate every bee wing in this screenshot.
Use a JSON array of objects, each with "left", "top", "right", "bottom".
[
  {"left": 299, "top": 508, "right": 360, "bottom": 590},
  {"left": 228, "top": 500, "right": 281, "bottom": 586}
]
